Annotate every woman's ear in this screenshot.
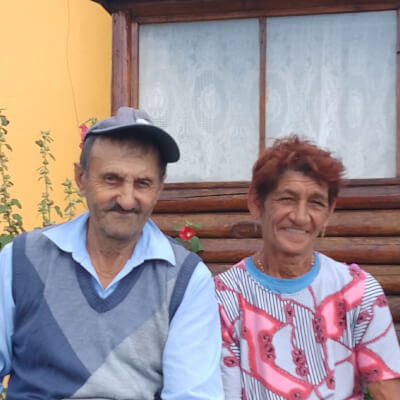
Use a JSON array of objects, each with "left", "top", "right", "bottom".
[
  {"left": 321, "top": 199, "right": 337, "bottom": 234},
  {"left": 328, "top": 199, "right": 337, "bottom": 219},
  {"left": 248, "top": 187, "right": 262, "bottom": 219}
]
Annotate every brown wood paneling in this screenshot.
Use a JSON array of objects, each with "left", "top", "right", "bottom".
[
  {"left": 259, "top": 18, "right": 266, "bottom": 154},
  {"left": 155, "top": 193, "right": 248, "bottom": 213},
  {"left": 192, "top": 237, "right": 400, "bottom": 264},
  {"left": 152, "top": 209, "right": 400, "bottom": 237},
  {"left": 130, "top": 21, "right": 139, "bottom": 108},
  {"left": 93, "top": 0, "right": 400, "bottom": 23},
  {"left": 371, "top": 274, "right": 400, "bottom": 294},
  {"left": 397, "top": 9, "right": 400, "bottom": 176},
  {"left": 155, "top": 182, "right": 400, "bottom": 212},
  {"left": 395, "top": 323, "right": 400, "bottom": 342},
  {"left": 162, "top": 177, "right": 400, "bottom": 190},
  {"left": 111, "top": 11, "right": 132, "bottom": 114},
  {"left": 306, "top": 237, "right": 400, "bottom": 264},
  {"left": 388, "top": 296, "right": 400, "bottom": 321}
]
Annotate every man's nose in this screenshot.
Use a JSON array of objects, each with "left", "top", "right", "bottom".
[{"left": 117, "top": 183, "right": 137, "bottom": 210}]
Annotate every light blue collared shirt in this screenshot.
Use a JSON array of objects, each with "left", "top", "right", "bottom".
[{"left": 0, "top": 212, "right": 223, "bottom": 399}]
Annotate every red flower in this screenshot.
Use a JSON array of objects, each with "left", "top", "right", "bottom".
[
  {"left": 179, "top": 226, "right": 195, "bottom": 241},
  {"left": 79, "top": 124, "right": 89, "bottom": 148}
]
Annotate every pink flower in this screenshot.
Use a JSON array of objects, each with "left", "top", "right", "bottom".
[
  {"left": 289, "top": 389, "right": 304, "bottom": 400},
  {"left": 223, "top": 355, "right": 239, "bottom": 368},
  {"left": 296, "top": 365, "right": 309, "bottom": 377},
  {"left": 326, "top": 371, "right": 335, "bottom": 389},
  {"left": 259, "top": 331, "right": 276, "bottom": 361},
  {"left": 79, "top": 124, "right": 89, "bottom": 148},
  {"left": 214, "top": 277, "right": 228, "bottom": 291},
  {"left": 376, "top": 295, "right": 388, "bottom": 307},
  {"left": 349, "top": 264, "right": 363, "bottom": 279},
  {"left": 357, "top": 310, "right": 370, "bottom": 323},
  {"left": 179, "top": 226, "right": 195, "bottom": 241},
  {"left": 363, "top": 367, "right": 381, "bottom": 383},
  {"left": 312, "top": 314, "right": 326, "bottom": 343},
  {"left": 284, "top": 303, "right": 295, "bottom": 322}
]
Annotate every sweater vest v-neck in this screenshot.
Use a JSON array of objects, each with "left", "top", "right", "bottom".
[{"left": 8, "top": 228, "right": 200, "bottom": 399}]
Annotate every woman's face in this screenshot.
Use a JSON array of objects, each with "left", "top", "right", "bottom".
[{"left": 250, "top": 170, "right": 335, "bottom": 257}]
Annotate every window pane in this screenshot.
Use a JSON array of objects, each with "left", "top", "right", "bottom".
[
  {"left": 139, "top": 19, "right": 259, "bottom": 182},
  {"left": 266, "top": 11, "right": 396, "bottom": 178}
]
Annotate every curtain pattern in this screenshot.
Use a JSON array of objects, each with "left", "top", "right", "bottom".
[
  {"left": 266, "top": 11, "right": 396, "bottom": 178},
  {"left": 139, "top": 19, "right": 259, "bottom": 182}
]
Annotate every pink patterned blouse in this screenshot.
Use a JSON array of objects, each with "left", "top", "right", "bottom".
[{"left": 214, "top": 253, "right": 400, "bottom": 399}]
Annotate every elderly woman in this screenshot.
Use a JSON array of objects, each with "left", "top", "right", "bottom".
[{"left": 215, "top": 136, "right": 400, "bottom": 399}]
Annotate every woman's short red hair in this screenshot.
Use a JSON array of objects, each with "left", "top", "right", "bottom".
[{"left": 250, "top": 135, "right": 345, "bottom": 205}]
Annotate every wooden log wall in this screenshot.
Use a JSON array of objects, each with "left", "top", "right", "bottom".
[{"left": 153, "top": 179, "right": 400, "bottom": 340}]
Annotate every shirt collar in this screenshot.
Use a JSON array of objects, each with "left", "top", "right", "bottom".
[{"left": 43, "top": 211, "right": 176, "bottom": 279}]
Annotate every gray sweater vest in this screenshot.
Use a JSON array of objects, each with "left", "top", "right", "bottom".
[{"left": 8, "top": 227, "right": 200, "bottom": 399}]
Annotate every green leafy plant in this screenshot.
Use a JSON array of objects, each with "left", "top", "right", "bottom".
[
  {"left": 62, "top": 178, "right": 84, "bottom": 220},
  {"left": 35, "top": 130, "right": 63, "bottom": 226},
  {"left": 174, "top": 221, "right": 203, "bottom": 253},
  {"left": 363, "top": 388, "right": 373, "bottom": 399},
  {"left": 0, "top": 110, "right": 24, "bottom": 248}
]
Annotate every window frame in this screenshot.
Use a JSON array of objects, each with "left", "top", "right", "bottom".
[{"left": 93, "top": 0, "right": 400, "bottom": 179}]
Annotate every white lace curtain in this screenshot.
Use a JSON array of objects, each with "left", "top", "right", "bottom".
[
  {"left": 266, "top": 11, "right": 396, "bottom": 179},
  {"left": 139, "top": 19, "right": 260, "bottom": 182},
  {"left": 139, "top": 11, "right": 397, "bottom": 182}
]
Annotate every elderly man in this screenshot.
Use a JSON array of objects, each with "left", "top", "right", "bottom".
[{"left": 0, "top": 107, "right": 223, "bottom": 399}]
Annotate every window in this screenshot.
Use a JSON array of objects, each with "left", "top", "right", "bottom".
[
  {"left": 98, "top": 0, "right": 400, "bottom": 182},
  {"left": 139, "top": 19, "right": 259, "bottom": 182}
]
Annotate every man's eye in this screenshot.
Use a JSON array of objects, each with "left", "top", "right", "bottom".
[{"left": 104, "top": 175, "right": 117, "bottom": 183}]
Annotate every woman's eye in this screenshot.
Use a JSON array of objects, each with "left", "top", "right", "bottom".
[
  {"left": 311, "top": 200, "right": 326, "bottom": 207},
  {"left": 136, "top": 180, "right": 151, "bottom": 189},
  {"left": 279, "top": 197, "right": 294, "bottom": 203}
]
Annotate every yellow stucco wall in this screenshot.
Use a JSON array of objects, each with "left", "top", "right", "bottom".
[{"left": 0, "top": 0, "right": 112, "bottom": 230}]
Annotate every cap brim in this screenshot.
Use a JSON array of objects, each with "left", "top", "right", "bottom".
[{"left": 87, "top": 123, "right": 180, "bottom": 163}]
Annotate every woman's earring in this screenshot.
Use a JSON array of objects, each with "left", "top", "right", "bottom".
[{"left": 321, "top": 225, "right": 327, "bottom": 239}]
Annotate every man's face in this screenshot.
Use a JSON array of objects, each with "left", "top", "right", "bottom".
[{"left": 75, "top": 137, "right": 164, "bottom": 245}]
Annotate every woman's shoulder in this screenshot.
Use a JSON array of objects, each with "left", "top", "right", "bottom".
[
  {"left": 214, "top": 258, "right": 251, "bottom": 292},
  {"left": 317, "top": 252, "right": 364, "bottom": 279},
  {"left": 315, "top": 252, "right": 381, "bottom": 297}
]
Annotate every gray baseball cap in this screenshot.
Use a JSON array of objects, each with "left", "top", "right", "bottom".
[{"left": 84, "top": 107, "right": 180, "bottom": 163}]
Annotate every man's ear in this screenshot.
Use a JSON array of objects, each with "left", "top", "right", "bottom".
[
  {"left": 74, "top": 162, "right": 86, "bottom": 194},
  {"left": 248, "top": 187, "right": 262, "bottom": 219}
]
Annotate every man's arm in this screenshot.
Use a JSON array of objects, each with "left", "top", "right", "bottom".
[
  {"left": 367, "top": 378, "right": 400, "bottom": 399},
  {"left": 0, "top": 242, "right": 15, "bottom": 389},
  {"left": 161, "top": 262, "right": 224, "bottom": 400}
]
